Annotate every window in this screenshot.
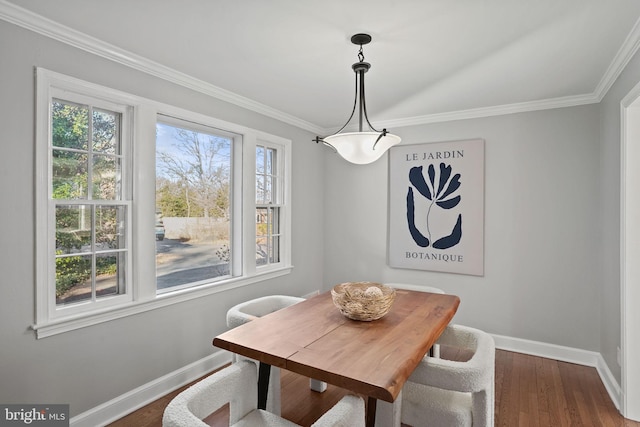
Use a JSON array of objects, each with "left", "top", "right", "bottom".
[
  {"left": 256, "top": 143, "right": 283, "bottom": 267},
  {"left": 155, "top": 118, "right": 234, "bottom": 292},
  {"left": 35, "top": 69, "right": 291, "bottom": 338},
  {"left": 39, "top": 89, "right": 134, "bottom": 321}
]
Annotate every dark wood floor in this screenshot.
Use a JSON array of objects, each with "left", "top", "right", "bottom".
[{"left": 108, "top": 349, "right": 640, "bottom": 427}]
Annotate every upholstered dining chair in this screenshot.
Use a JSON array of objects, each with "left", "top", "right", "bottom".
[
  {"left": 162, "top": 360, "right": 366, "bottom": 427},
  {"left": 226, "top": 295, "right": 327, "bottom": 415},
  {"left": 400, "top": 324, "right": 495, "bottom": 427},
  {"left": 384, "top": 282, "right": 445, "bottom": 294},
  {"left": 226, "top": 295, "right": 305, "bottom": 329}
]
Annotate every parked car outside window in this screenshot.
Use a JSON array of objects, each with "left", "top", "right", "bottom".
[{"left": 155, "top": 212, "right": 165, "bottom": 241}]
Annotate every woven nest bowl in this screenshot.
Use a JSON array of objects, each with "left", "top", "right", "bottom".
[{"left": 331, "top": 282, "right": 396, "bottom": 321}]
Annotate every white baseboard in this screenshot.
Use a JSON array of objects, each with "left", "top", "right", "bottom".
[
  {"left": 595, "top": 353, "right": 623, "bottom": 410},
  {"left": 70, "top": 350, "right": 233, "bottom": 427},
  {"left": 492, "top": 333, "right": 622, "bottom": 410},
  {"left": 70, "top": 334, "right": 623, "bottom": 426}
]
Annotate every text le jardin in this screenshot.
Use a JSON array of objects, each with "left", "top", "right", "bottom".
[{"left": 405, "top": 149, "right": 464, "bottom": 162}]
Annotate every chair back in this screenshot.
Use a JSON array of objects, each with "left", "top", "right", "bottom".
[
  {"left": 163, "top": 360, "right": 366, "bottom": 427},
  {"left": 227, "top": 295, "right": 304, "bottom": 328},
  {"left": 413, "top": 325, "right": 495, "bottom": 393},
  {"left": 163, "top": 361, "right": 257, "bottom": 426},
  {"left": 404, "top": 324, "right": 495, "bottom": 427},
  {"left": 384, "top": 282, "right": 445, "bottom": 294}
]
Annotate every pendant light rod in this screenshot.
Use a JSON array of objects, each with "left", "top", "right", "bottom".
[
  {"left": 358, "top": 64, "right": 365, "bottom": 132},
  {"left": 351, "top": 33, "right": 377, "bottom": 134}
]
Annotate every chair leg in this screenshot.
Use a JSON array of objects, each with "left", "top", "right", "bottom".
[
  {"left": 310, "top": 378, "right": 327, "bottom": 393},
  {"left": 427, "top": 344, "right": 441, "bottom": 358}
]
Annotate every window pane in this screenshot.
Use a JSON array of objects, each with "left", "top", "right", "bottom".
[
  {"left": 256, "top": 146, "right": 265, "bottom": 203},
  {"left": 256, "top": 207, "right": 280, "bottom": 266},
  {"left": 155, "top": 121, "right": 232, "bottom": 291},
  {"left": 256, "top": 146, "right": 265, "bottom": 174},
  {"left": 52, "top": 100, "right": 88, "bottom": 150},
  {"left": 95, "top": 252, "right": 125, "bottom": 300},
  {"left": 96, "top": 205, "right": 126, "bottom": 250},
  {"left": 264, "top": 176, "right": 273, "bottom": 204},
  {"left": 56, "top": 205, "right": 91, "bottom": 254},
  {"left": 266, "top": 148, "right": 274, "bottom": 175},
  {"left": 92, "top": 109, "right": 119, "bottom": 154},
  {"left": 256, "top": 146, "right": 277, "bottom": 204},
  {"left": 256, "top": 236, "right": 268, "bottom": 266},
  {"left": 53, "top": 150, "right": 88, "bottom": 199},
  {"left": 256, "top": 207, "right": 268, "bottom": 237},
  {"left": 56, "top": 254, "right": 92, "bottom": 305},
  {"left": 273, "top": 175, "right": 281, "bottom": 205},
  {"left": 256, "top": 175, "right": 265, "bottom": 203},
  {"left": 93, "top": 154, "right": 120, "bottom": 200}
]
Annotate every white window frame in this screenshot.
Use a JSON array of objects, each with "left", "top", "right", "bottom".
[
  {"left": 255, "top": 140, "right": 289, "bottom": 269},
  {"left": 34, "top": 68, "right": 292, "bottom": 338}
]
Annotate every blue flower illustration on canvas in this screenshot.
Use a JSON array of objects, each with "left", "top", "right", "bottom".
[{"left": 406, "top": 163, "right": 462, "bottom": 249}]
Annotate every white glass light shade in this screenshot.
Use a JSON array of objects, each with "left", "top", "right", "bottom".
[{"left": 324, "top": 132, "right": 401, "bottom": 165}]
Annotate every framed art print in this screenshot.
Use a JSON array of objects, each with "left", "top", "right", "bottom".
[{"left": 388, "top": 139, "right": 485, "bottom": 276}]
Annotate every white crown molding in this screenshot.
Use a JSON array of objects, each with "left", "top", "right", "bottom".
[
  {"left": 594, "top": 16, "right": 640, "bottom": 102},
  {"left": 1, "top": 0, "right": 640, "bottom": 135},
  {"left": 0, "top": 0, "right": 324, "bottom": 135},
  {"left": 373, "top": 93, "right": 600, "bottom": 130}
]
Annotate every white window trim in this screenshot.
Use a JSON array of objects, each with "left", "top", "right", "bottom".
[
  {"left": 255, "top": 140, "right": 290, "bottom": 269},
  {"left": 34, "top": 68, "right": 292, "bottom": 339}
]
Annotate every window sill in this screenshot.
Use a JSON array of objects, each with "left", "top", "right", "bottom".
[{"left": 32, "top": 266, "right": 293, "bottom": 339}]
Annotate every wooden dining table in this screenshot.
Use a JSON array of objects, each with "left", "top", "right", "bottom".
[{"left": 213, "top": 289, "right": 460, "bottom": 427}]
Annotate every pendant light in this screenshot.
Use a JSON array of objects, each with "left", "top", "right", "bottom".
[{"left": 314, "top": 34, "right": 401, "bottom": 164}]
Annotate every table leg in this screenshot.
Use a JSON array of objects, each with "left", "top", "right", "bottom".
[
  {"left": 366, "top": 397, "right": 377, "bottom": 427},
  {"left": 257, "top": 362, "right": 271, "bottom": 410}
]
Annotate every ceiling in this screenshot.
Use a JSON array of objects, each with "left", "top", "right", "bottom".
[{"left": 3, "top": 0, "right": 640, "bottom": 133}]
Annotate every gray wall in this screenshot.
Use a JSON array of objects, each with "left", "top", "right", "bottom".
[
  {"left": 598, "top": 46, "right": 640, "bottom": 384},
  {"left": 323, "top": 105, "right": 604, "bottom": 351},
  {"left": 0, "top": 21, "right": 324, "bottom": 415}
]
